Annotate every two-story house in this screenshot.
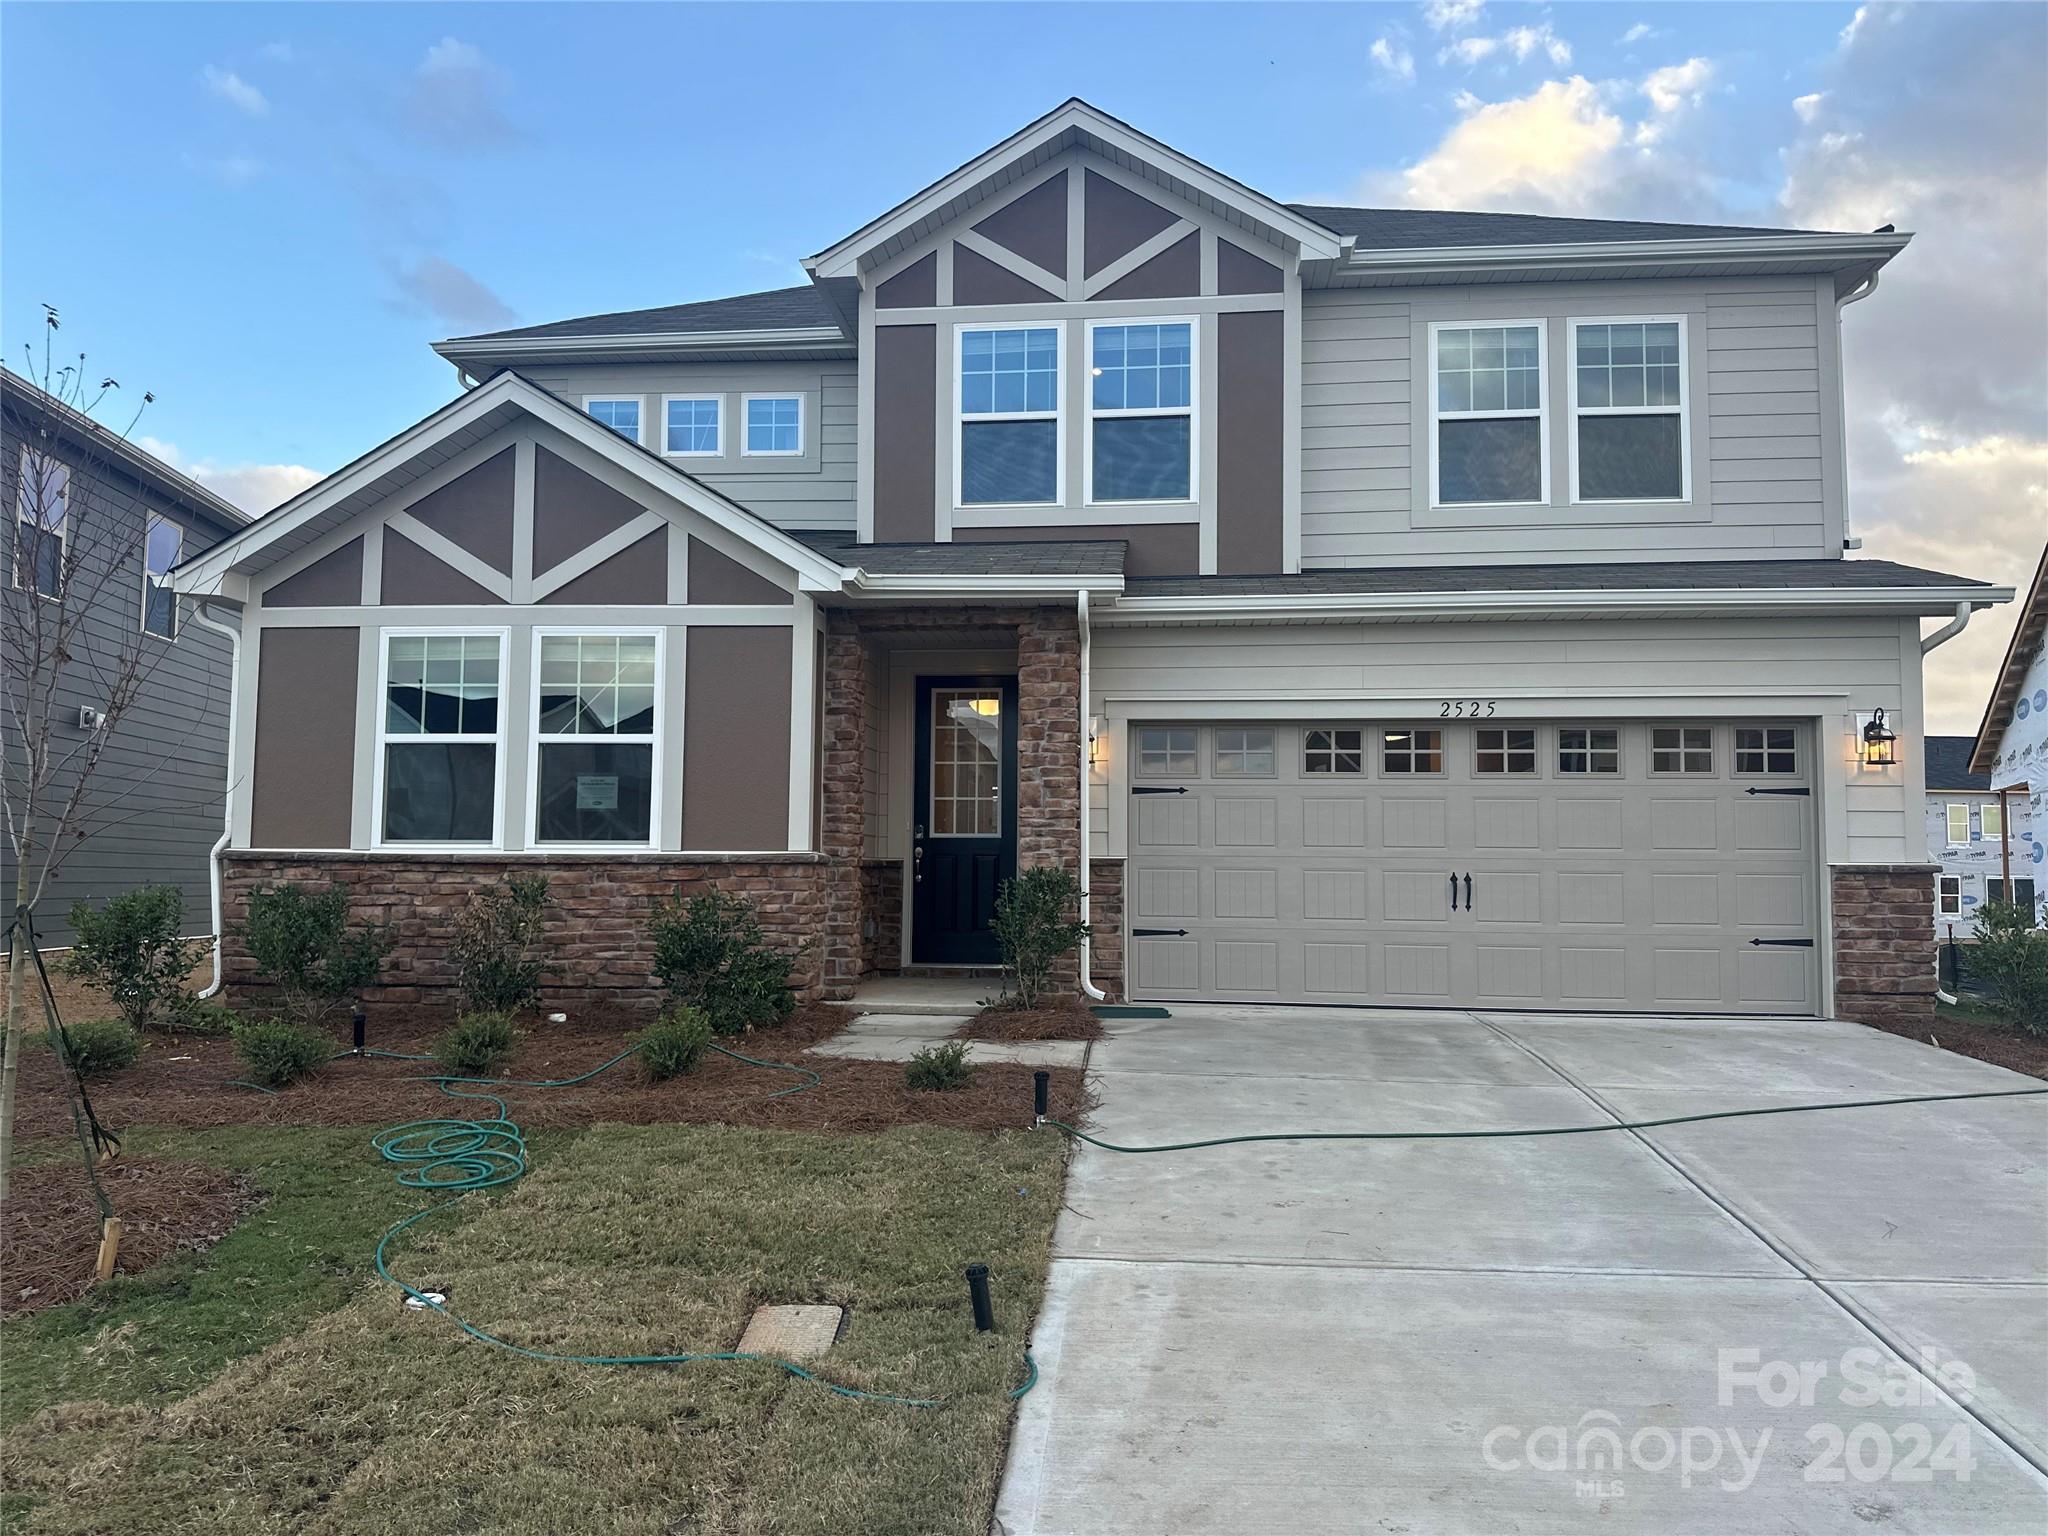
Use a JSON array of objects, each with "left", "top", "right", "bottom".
[
  {"left": 1967, "top": 546, "right": 2047, "bottom": 928},
  {"left": 170, "top": 101, "right": 2013, "bottom": 1027},
  {"left": 1925, "top": 734, "right": 2038, "bottom": 935},
  {"left": 3, "top": 368, "right": 246, "bottom": 945}
]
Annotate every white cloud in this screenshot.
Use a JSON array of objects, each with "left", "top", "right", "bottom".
[
  {"left": 1424, "top": 0, "right": 1484, "bottom": 32},
  {"left": 1642, "top": 57, "right": 1712, "bottom": 115},
  {"left": 388, "top": 256, "right": 517, "bottom": 332},
  {"left": 201, "top": 65, "right": 268, "bottom": 118},
  {"left": 136, "top": 436, "right": 322, "bottom": 516},
  {"left": 1620, "top": 22, "right": 1656, "bottom": 44},
  {"left": 402, "top": 37, "right": 518, "bottom": 150},
  {"left": 1792, "top": 91, "right": 1824, "bottom": 124},
  {"left": 1392, "top": 77, "right": 1623, "bottom": 208},
  {"left": 1443, "top": 35, "right": 1498, "bottom": 65},
  {"left": 1371, "top": 35, "right": 1417, "bottom": 82},
  {"left": 1441, "top": 20, "right": 1570, "bottom": 69}
]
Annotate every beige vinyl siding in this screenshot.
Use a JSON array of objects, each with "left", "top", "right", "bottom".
[
  {"left": 1086, "top": 614, "right": 1913, "bottom": 866},
  {"left": 1298, "top": 275, "right": 1837, "bottom": 567},
  {"left": 520, "top": 360, "right": 857, "bottom": 531}
]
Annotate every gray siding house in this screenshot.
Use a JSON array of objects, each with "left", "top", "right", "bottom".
[
  {"left": 171, "top": 101, "right": 2013, "bottom": 1028},
  {"left": 3, "top": 369, "right": 246, "bottom": 944},
  {"left": 1924, "top": 735, "right": 2039, "bottom": 935}
]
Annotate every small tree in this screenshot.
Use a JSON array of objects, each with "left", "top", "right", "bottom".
[
  {"left": 452, "top": 874, "right": 552, "bottom": 1017},
  {"left": 1972, "top": 901, "right": 2048, "bottom": 1036},
  {"left": 63, "top": 884, "right": 202, "bottom": 1033},
  {"left": 238, "top": 883, "right": 392, "bottom": 1030},
  {"left": 991, "top": 866, "right": 1089, "bottom": 1010},
  {"left": 648, "top": 888, "right": 795, "bottom": 1035}
]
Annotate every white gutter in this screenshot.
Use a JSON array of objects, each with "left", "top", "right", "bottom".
[
  {"left": 1076, "top": 589, "right": 1105, "bottom": 1002},
  {"left": 844, "top": 571, "right": 1126, "bottom": 599},
  {"left": 1331, "top": 231, "right": 1910, "bottom": 285},
  {"left": 1920, "top": 601, "right": 1974, "bottom": 655},
  {"left": 1836, "top": 272, "right": 1881, "bottom": 549},
  {"left": 191, "top": 602, "right": 241, "bottom": 1000},
  {"left": 433, "top": 327, "right": 850, "bottom": 361}
]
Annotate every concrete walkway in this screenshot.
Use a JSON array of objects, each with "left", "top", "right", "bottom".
[
  {"left": 808, "top": 1012, "right": 1089, "bottom": 1068},
  {"left": 995, "top": 1008, "right": 2048, "bottom": 1535}
]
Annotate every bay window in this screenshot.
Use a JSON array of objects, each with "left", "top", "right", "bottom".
[
  {"left": 379, "top": 631, "right": 505, "bottom": 845},
  {"left": 1571, "top": 318, "right": 1688, "bottom": 502},
  {"left": 1431, "top": 322, "right": 1545, "bottom": 506},
  {"left": 1087, "top": 320, "right": 1194, "bottom": 503},
  {"left": 143, "top": 512, "right": 180, "bottom": 638},
  {"left": 533, "top": 630, "right": 660, "bottom": 846},
  {"left": 957, "top": 325, "right": 1059, "bottom": 505}
]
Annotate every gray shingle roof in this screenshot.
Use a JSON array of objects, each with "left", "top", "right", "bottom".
[
  {"left": 797, "top": 531, "right": 1127, "bottom": 578},
  {"left": 1288, "top": 205, "right": 1836, "bottom": 250},
  {"left": 1926, "top": 735, "right": 1992, "bottom": 792},
  {"left": 1125, "top": 559, "right": 1991, "bottom": 599},
  {"left": 448, "top": 281, "right": 858, "bottom": 343}
]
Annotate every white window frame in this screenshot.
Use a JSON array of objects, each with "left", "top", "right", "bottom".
[
  {"left": 1135, "top": 725, "right": 1197, "bottom": 777},
  {"left": 1083, "top": 315, "right": 1198, "bottom": 508},
  {"left": 373, "top": 626, "right": 511, "bottom": 851},
  {"left": 14, "top": 445, "right": 67, "bottom": 598},
  {"left": 583, "top": 395, "right": 646, "bottom": 446},
  {"left": 661, "top": 393, "right": 723, "bottom": 457},
  {"left": 1566, "top": 314, "right": 1692, "bottom": 505},
  {"left": 1937, "top": 875, "right": 1963, "bottom": 919},
  {"left": 953, "top": 321, "right": 1064, "bottom": 511},
  {"left": 1428, "top": 319, "right": 1549, "bottom": 510},
  {"left": 740, "top": 393, "right": 804, "bottom": 458},
  {"left": 1982, "top": 801, "right": 2004, "bottom": 841},
  {"left": 1946, "top": 803, "right": 1972, "bottom": 846},
  {"left": 527, "top": 625, "right": 665, "bottom": 852},
  {"left": 141, "top": 511, "right": 182, "bottom": 639}
]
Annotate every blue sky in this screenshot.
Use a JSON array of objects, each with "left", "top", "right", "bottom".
[{"left": 4, "top": 2, "right": 2043, "bottom": 726}]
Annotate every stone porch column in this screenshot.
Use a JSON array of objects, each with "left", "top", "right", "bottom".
[
  {"left": 1016, "top": 606, "right": 1082, "bottom": 875},
  {"left": 818, "top": 614, "right": 867, "bottom": 998},
  {"left": 1829, "top": 864, "right": 1938, "bottom": 1027}
]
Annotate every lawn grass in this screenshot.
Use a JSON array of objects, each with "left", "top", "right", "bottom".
[{"left": 2, "top": 1122, "right": 1067, "bottom": 1535}]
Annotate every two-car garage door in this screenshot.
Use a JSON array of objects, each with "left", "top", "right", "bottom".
[{"left": 1125, "top": 720, "right": 1818, "bottom": 1014}]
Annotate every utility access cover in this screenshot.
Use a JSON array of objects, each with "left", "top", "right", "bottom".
[{"left": 738, "top": 1305, "right": 843, "bottom": 1362}]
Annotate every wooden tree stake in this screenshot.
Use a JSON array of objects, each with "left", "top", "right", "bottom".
[{"left": 95, "top": 1217, "right": 123, "bottom": 1282}]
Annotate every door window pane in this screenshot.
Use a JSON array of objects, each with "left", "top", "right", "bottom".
[{"left": 930, "top": 688, "right": 1001, "bottom": 836}]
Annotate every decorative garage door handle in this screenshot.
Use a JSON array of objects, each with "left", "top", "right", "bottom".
[
  {"left": 1131, "top": 786, "right": 1188, "bottom": 795},
  {"left": 1449, "top": 872, "right": 1460, "bottom": 911},
  {"left": 1745, "top": 786, "right": 1812, "bottom": 796},
  {"left": 1749, "top": 937, "right": 1815, "bottom": 947},
  {"left": 1133, "top": 928, "right": 1189, "bottom": 938},
  {"left": 1464, "top": 873, "right": 1473, "bottom": 912}
]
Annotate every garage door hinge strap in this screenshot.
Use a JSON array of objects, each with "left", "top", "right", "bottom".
[
  {"left": 1131, "top": 786, "right": 1188, "bottom": 796},
  {"left": 1744, "top": 786, "right": 1812, "bottom": 796},
  {"left": 1748, "top": 937, "right": 1815, "bottom": 947},
  {"left": 1133, "top": 928, "right": 1190, "bottom": 937}
]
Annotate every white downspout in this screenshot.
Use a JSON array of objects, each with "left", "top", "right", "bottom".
[
  {"left": 1076, "top": 588, "right": 1106, "bottom": 1001},
  {"left": 1836, "top": 271, "right": 1880, "bottom": 550},
  {"left": 192, "top": 601, "right": 241, "bottom": 999},
  {"left": 1918, "top": 597, "right": 1972, "bottom": 1005}
]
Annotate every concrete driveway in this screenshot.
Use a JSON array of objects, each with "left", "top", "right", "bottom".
[{"left": 995, "top": 1009, "right": 2048, "bottom": 1535}]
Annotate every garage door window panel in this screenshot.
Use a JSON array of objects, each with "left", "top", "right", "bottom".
[
  {"left": 1214, "top": 728, "right": 1275, "bottom": 777},
  {"left": 1734, "top": 726, "right": 1798, "bottom": 776},
  {"left": 1557, "top": 726, "right": 1620, "bottom": 775},
  {"left": 1652, "top": 726, "right": 1714, "bottom": 775},
  {"left": 1382, "top": 728, "right": 1444, "bottom": 776},
  {"left": 1137, "top": 727, "right": 1197, "bottom": 777},
  {"left": 1304, "top": 727, "right": 1364, "bottom": 775},
  {"left": 1475, "top": 728, "right": 1537, "bottom": 776}
]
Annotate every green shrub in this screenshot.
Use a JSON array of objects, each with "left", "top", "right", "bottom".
[
  {"left": 453, "top": 875, "right": 553, "bottom": 1017},
  {"left": 649, "top": 889, "right": 796, "bottom": 1036},
  {"left": 168, "top": 997, "right": 239, "bottom": 1037},
  {"left": 1972, "top": 901, "right": 2048, "bottom": 1036},
  {"left": 238, "top": 883, "right": 392, "bottom": 1028},
  {"left": 635, "top": 1006, "right": 714, "bottom": 1080},
  {"left": 990, "top": 866, "right": 1090, "bottom": 1010},
  {"left": 63, "top": 885, "right": 202, "bottom": 1033},
  {"left": 904, "top": 1040, "right": 974, "bottom": 1092},
  {"left": 435, "top": 1012, "right": 517, "bottom": 1075},
  {"left": 60, "top": 1018, "right": 141, "bottom": 1079},
  {"left": 231, "top": 1018, "right": 331, "bottom": 1088}
]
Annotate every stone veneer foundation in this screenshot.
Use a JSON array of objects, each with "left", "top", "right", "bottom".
[
  {"left": 1085, "top": 857, "right": 1125, "bottom": 1003},
  {"left": 1829, "top": 864, "right": 1938, "bottom": 1028}
]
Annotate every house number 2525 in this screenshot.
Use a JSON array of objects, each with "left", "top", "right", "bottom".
[{"left": 1439, "top": 700, "right": 1498, "bottom": 717}]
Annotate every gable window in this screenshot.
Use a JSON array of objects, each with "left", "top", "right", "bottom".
[
  {"left": 142, "top": 513, "right": 181, "bottom": 638},
  {"left": 1652, "top": 726, "right": 1713, "bottom": 775},
  {"left": 533, "top": 631, "right": 660, "bottom": 846},
  {"left": 958, "top": 325, "right": 1059, "bottom": 505},
  {"left": 14, "top": 446, "right": 67, "bottom": 598},
  {"left": 663, "top": 395, "right": 721, "bottom": 456},
  {"left": 1304, "top": 727, "right": 1364, "bottom": 774},
  {"left": 743, "top": 395, "right": 802, "bottom": 456},
  {"left": 1982, "top": 802, "right": 2004, "bottom": 841},
  {"left": 1946, "top": 804, "right": 1972, "bottom": 845},
  {"left": 1382, "top": 728, "right": 1442, "bottom": 775},
  {"left": 1087, "top": 320, "right": 1194, "bottom": 503},
  {"left": 1937, "top": 876, "right": 1963, "bottom": 919},
  {"left": 1558, "top": 727, "right": 1620, "bottom": 775},
  {"left": 1431, "top": 322, "right": 1545, "bottom": 506},
  {"left": 1214, "top": 728, "right": 1274, "bottom": 777},
  {"left": 1475, "top": 727, "right": 1537, "bottom": 776},
  {"left": 379, "top": 632, "right": 505, "bottom": 845},
  {"left": 1734, "top": 726, "right": 1797, "bottom": 775},
  {"left": 1136, "top": 727, "right": 1196, "bottom": 776},
  {"left": 585, "top": 397, "right": 643, "bottom": 444},
  {"left": 1571, "top": 318, "right": 1688, "bottom": 502}
]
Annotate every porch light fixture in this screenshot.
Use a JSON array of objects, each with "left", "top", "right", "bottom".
[
  {"left": 1088, "top": 712, "right": 1106, "bottom": 768},
  {"left": 1860, "top": 708, "right": 1898, "bottom": 768}
]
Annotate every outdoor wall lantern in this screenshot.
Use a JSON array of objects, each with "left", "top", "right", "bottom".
[
  {"left": 1860, "top": 707, "right": 1899, "bottom": 768},
  {"left": 1087, "top": 713, "right": 1106, "bottom": 769}
]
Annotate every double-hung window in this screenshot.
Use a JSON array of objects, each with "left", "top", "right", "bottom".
[
  {"left": 1088, "top": 320, "right": 1194, "bottom": 503},
  {"left": 1946, "top": 804, "right": 1972, "bottom": 845},
  {"left": 585, "top": 396, "right": 643, "bottom": 444},
  {"left": 14, "top": 446, "right": 67, "bottom": 598},
  {"left": 664, "top": 395, "right": 721, "bottom": 456},
  {"left": 743, "top": 394, "right": 802, "bottom": 456},
  {"left": 958, "top": 326, "right": 1059, "bottom": 505},
  {"left": 1431, "top": 322, "right": 1545, "bottom": 506},
  {"left": 1982, "top": 802, "right": 2004, "bottom": 841},
  {"left": 533, "top": 631, "right": 660, "bottom": 846},
  {"left": 379, "top": 632, "right": 505, "bottom": 845},
  {"left": 142, "top": 513, "right": 181, "bottom": 638},
  {"left": 1571, "top": 318, "right": 1688, "bottom": 502},
  {"left": 1937, "top": 876, "right": 1963, "bottom": 919}
]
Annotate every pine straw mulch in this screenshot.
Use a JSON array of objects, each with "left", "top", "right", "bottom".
[
  {"left": 11, "top": 1002, "right": 1091, "bottom": 1140},
  {"left": 3, "top": 1157, "right": 260, "bottom": 1318},
  {"left": 956, "top": 1001, "right": 1107, "bottom": 1044},
  {"left": 1861, "top": 1011, "right": 2048, "bottom": 1080}
]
